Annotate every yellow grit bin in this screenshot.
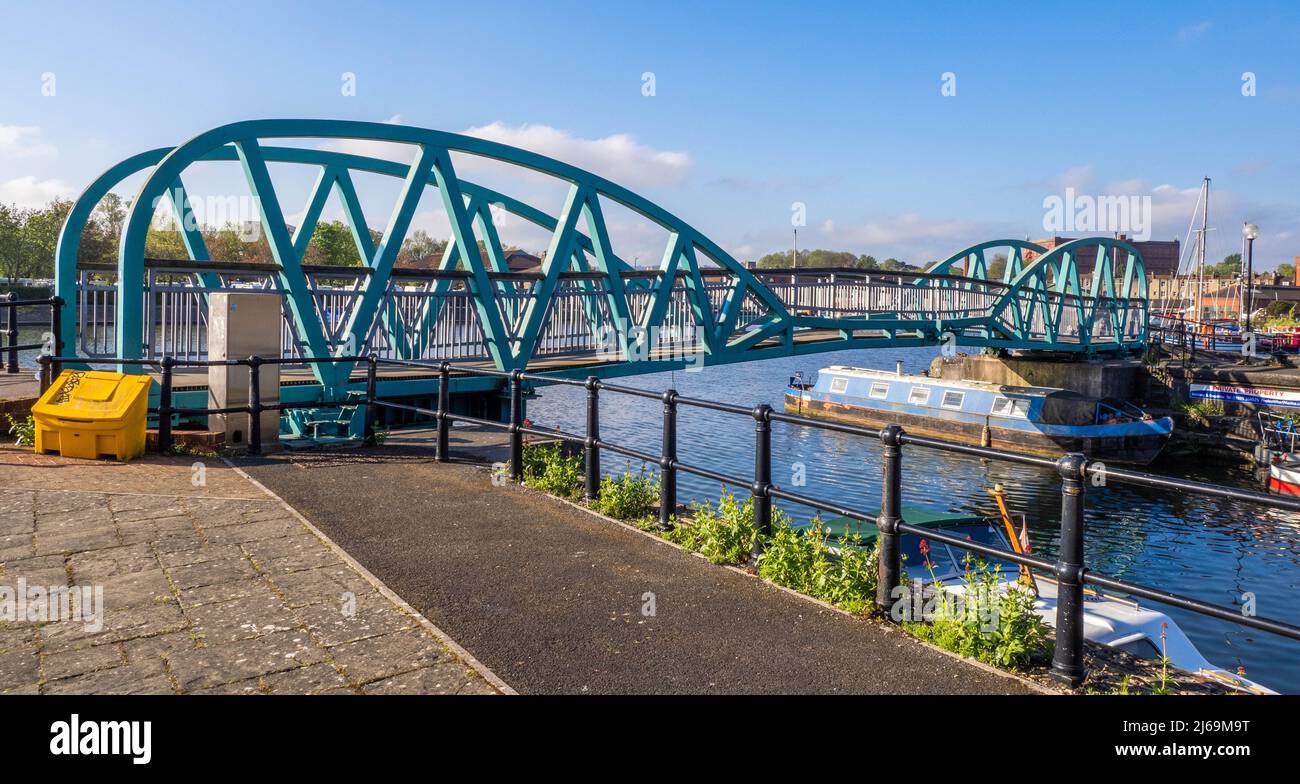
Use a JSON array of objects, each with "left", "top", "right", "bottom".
[{"left": 32, "top": 370, "right": 153, "bottom": 461}]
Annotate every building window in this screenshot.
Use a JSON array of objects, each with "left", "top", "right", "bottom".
[
  {"left": 869, "top": 382, "right": 889, "bottom": 400},
  {"left": 940, "top": 390, "right": 965, "bottom": 410},
  {"left": 908, "top": 386, "right": 930, "bottom": 406},
  {"left": 829, "top": 377, "right": 849, "bottom": 394}
]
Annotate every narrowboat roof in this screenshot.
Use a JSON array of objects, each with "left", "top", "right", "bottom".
[{"left": 817, "top": 365, "right": 1080, "bottom": 400}]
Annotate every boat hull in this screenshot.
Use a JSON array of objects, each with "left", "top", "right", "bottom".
[
  {"left": 1267, "top": 461, "right": 1300, "bottom": 495},
  {"left": 785, "top": 392, "right": 1169, "bottom": 465}
]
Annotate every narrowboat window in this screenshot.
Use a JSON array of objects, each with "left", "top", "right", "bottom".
[
  {"left": 868, "top": 381, "right": 890, "bottom": 399},
  {"left": 991, "top": 396, "right": 1029, "bottom": 418},
  {"left": 940, "top": 390, "right": 965, "bottom": 410},
  {"left": 907, "top": 386, "right": 930, "bottom": 405},
  {"left": 829, "top": 377, "right": 849, "bottom": 394}
]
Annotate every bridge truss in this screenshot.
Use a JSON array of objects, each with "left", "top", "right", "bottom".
[{"left": 55, "top": 120, "right": 1148, "bottom": 406}]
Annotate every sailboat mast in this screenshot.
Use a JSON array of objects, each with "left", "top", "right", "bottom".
[{"left": 1195, "top": 177, "right": 1210, "bottom": 322}]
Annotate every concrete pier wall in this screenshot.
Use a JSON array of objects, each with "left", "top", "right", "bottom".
[{"left": 928, "top": 354, "right": 1141, "bottom": 399}]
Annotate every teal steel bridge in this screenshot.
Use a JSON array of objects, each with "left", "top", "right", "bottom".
[{"left": 54, "top": 120, "right": 1149, "bottom": 414}]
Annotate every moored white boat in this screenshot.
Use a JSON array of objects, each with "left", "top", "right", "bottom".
[{"left": 822, "top": 511, "right": 1274, "bottom": 694}]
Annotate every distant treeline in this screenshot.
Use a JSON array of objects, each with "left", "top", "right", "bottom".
[
  {"left": 753, "top": 249, "right": 923, "bottom": 271},
  {"left": 0, "top": 195, "right": 457, "bottom": 284}
]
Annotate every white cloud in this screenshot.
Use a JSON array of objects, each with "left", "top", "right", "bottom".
[
  {"left": 461, "top": 122, "right": 692, "bottom": 188},
  {"left": 317, "top": 115, "right": 416, "bottom": 164},
  {"left": 1024, "top": 164, "right": 1094, "bottom": 193},
  {"left": 319, "top": 118, "right": 692, "bottom": 189},
  {"left": 0, "top": 175, "right": 75, "bottom": 208},
  {"left": 0, "top": 126, "right": 57, "bottom": 158},
  {"left": 824, "top": 213, "right": 984, "bottom": 248},
  {"left": 1176, "top": 21, "right": 1211, "bottom": 42}
]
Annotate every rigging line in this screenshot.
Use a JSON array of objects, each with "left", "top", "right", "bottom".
[{"left": 1159, "top": 182, "right": 1206, "bottom": 317}]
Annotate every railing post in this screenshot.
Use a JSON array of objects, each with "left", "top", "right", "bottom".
[
  {"left": 1050, "top": 452, "right": 1088, "bottom": 688},
  {"left": 158, "top": 356, "right": 174, "bottom": 454},
  {"left": 4, "top": 293, "right": 17, "bottom": 374},
  {"left": 364, "top": 354, "right": 378, "bottom": 446},
  {"left": 37, "top": 354, "right": 52, "bottom": 394},
  {"left": 876, "top": 424, "right": 904, "bottom": 617},
  {"left": 749, "top": 403, "right": 773, "bottom": 566},
  {"left": 509, "top": 369, "right": 523, "bottom": 482},
  {"left": 657, "top": 389, "right": 677, "bottom": 530},
  {"left": 584, "top": 376, "right": 601, "bottom": 501},
  {"left": 247, "top": 356, "right": 262, "bottom": 456},
  {"left": 436, "top": 362, "right": 450, "bottom": 462},
  {"left": 49, "top": 296, "right": 63, "bottom": 379}
]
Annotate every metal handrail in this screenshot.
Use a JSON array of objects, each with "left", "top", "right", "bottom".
[{"left": 1, "top": 294, "right": 63, "bottom": 373}]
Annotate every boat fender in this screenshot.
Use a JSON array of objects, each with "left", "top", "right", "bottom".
[{"left": 981, "top": 423, "right": 991, "bottom": 448}]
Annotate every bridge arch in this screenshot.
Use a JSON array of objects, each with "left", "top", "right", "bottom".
[
  {"left": 989, "top": 237, "right": 1148, "bottom": 350},
  {"left": 925, "top": 239, "right": 1048, "bottom": 284},
  {"left": 54, "top": 120, "right": 1150, "bottom": 404}
]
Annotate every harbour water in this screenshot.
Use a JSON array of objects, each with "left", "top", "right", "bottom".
[{"left": 528, "top": 346, "right": 1300, "bottom": 694}]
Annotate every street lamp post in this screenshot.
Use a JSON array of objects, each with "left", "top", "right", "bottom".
[{"left": 1243, "top": 222, "right": 1259, "bottom": 332}]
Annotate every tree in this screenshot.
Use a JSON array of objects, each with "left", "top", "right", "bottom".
[
  {"left": 303, "top": 221, "right": 364, "bottom": 266},
  {"left": 755, "top": 248, "right": 901, "bottom": 270},
  {"left": 397, "top": 229, "right": 446, "bottom": 268},
  {"left": 1206, "top": 253, "right": 1241, "bottom": 277},
  {"left": 755, "top": 249, "right": 796, "bottom": 268},
  {"left": 986, "top": 253, "right": 1008, "bottom": 281},
  {"left": 17, "top": 199, "right": 72, "bottom": 280},
  {"left": 0, "top": 203, "right": 26, "bottom": 284},
  {"left": 203, "top": 225, "right": 247, "bottom": 262},
  {"left": 1278, "top": 263, "right": 1296, "bottom": 281}
]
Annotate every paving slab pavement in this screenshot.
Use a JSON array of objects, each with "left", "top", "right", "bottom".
[{"left": 0, "top": 445, "right": 504, "bottom": 695}]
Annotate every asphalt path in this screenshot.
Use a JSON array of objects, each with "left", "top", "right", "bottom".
[{"left": 238, "top": 429, "right": 1037, "bottom": 694}]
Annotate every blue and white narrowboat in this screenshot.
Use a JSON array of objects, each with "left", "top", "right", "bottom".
[{"left": 785, "top": 365, "right": 1173, "bottom": 465}]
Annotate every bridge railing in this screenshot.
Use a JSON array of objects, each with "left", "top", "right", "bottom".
[
  {"left": 0, "top": 293, "right": 62, "bottom": 373},
  {"left": 31, "top": 349, "right": 1300, "bottom": 689},
  {"left": 1148, "top": 314, "right": 1285, "bottom": 358},
  {"left": 68, "top": 260, "right": 1146, "bottom": 369}
]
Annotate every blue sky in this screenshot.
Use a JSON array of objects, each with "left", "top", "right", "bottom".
[{"left": 1, "top": 0, "right": 1298, "bottom": 269}]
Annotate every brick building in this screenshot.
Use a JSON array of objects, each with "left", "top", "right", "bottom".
[{"left": 1027, "top": 235, "right": 1181, "bottom": 276}]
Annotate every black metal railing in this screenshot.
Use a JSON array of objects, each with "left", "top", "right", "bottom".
[
  {"left": 366, "top": 357, "right": 1300, "bottom": 689},
  {"left": 29, "top": 350, "right": 1300, "bottom": 688},
  {"left": 1, "top": 294, "right": 62, "bottom": 374},
  {"left": 36, "top": 354, "right": 379, "bottom": 455},
  {"left": 1148, "top": 314, "right": 1296, "bottom": 361}
]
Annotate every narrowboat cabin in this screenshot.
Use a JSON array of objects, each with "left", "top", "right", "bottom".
[{"left": 785, "top": 365, "right": 1173, "bottom": 465}]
